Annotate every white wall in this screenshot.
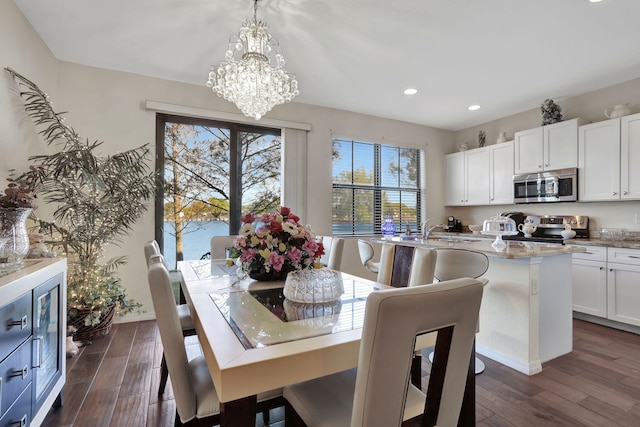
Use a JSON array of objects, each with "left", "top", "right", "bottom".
[{"left": 0, "top": 0, "right": 57, "bottom": 180}]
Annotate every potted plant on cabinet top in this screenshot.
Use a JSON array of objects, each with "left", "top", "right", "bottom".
[{"left": 6, "top": 68, "right": 156, "bottom": 341}]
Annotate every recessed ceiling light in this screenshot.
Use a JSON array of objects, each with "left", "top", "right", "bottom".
[
  {"left": 404, "top": 88, "right": 418, "bottom": 95},
  {"left": 468, "top": 104, "right": 481, "bottom": 111},
  {"left": 589, "top": 0, "right": 603, "bottom": 3}
]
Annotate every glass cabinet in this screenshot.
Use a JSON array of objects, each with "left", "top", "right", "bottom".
[{"left": 32, "top": 273, "right": 63, "bottom": 415}]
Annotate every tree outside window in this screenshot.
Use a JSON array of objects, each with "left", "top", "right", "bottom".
[
  {"left": 156, "top": 114, "right": 281, "bottom": 268},
  {"left": 332, "top": 138, "right": 422, "bottom": 235}
]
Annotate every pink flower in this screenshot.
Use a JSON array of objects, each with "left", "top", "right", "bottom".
[
  {"left": 288, "top": 212, "right": 300, "bottom": 222},
  {"left": 287, "top": 246, "right": 303, "bottom": 265},
  {"left": 268, "top": 252, "right": 285, "bottom": 271},
  {"left": 280, "top": 206, "right": 291, "bottom": 216},
  {"left": 302, "top": 239, "right": 319, "bottom": 256},
  {"left": 240, "top": 248, "right": 258, "bottom": 262}
]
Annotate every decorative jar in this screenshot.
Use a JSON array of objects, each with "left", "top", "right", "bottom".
[
  {"left": 0, "top": 207, "right": 32, "bottom": 270},
  {"left": 381, "top": 217, "right": 396, "bottom": 239}
]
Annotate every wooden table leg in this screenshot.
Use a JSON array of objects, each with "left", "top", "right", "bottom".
[{"left": 220, "top": 395, "right": 257, "bottom": 427}]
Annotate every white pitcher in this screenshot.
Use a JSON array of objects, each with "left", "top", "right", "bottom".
[{"left": 604, "top": 103, "right": 631, "bottom": 119}]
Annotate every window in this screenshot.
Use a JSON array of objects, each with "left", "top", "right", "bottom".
[
  {"left": 332, "top": 138, "right": 422, "bottom": 235},
  {"left": 155, "top": 114, "right": 281, "bottom": 267}
]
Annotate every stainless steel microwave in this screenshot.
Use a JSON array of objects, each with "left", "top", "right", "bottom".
[{"left": 513, "top": 168, "right": 577, "bottom": 203}]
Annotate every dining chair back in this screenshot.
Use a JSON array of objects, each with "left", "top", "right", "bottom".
[
  {"left": 318, "top": 235, "right": 345, "bottom": 270},
  {"left": 210, "top": 235, "right": 237, "bottom": 259},
  {"left": 144, "top": 240, "right": 196, "bottom": 396},
  {"left": 357, "top": 239, "right": 380, "bottom": 274},
  {"left": 433, "top": 248, "right": 489, "bottom": 283},
  {"left": 377, "top": 244, "right": 437, "bottom": 287},
  {"left": 431, "top": 248, "right": 490, "bottom": 375},
  {"left": 284, "top": 277, "right": 484, "bottom": 427},
  {"left": 147, "top": 255, "right": 221, "bottom": 425}
]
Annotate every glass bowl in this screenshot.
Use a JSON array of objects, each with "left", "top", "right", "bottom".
[
  {"left": 283, "top": 268, "right": 344, "bottom": 303},
  {"left": 599, "top": 228, "right": 629, "bottom": 241},
  {"left": 468, "top": 224, "right": 483, "bottom": 234}
]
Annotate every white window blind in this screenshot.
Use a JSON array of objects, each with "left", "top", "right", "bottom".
[{"left": 332, "top": 138, "right": 422, "bottom": 235}]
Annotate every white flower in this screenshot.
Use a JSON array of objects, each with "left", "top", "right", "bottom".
[
  {"left": 240, "top": 223, "right": 254, "bottom": 236},
  {"left": 282, "top": 221, "right": 299, "bottom": 235}
]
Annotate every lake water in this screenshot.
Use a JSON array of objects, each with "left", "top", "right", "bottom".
[{"left": 163, "top": 221, "right": 230, "bottom": 269}]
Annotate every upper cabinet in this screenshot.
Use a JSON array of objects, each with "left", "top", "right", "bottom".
[
  {"left": 579, "top": 112, "right": 640, "bottom": 201},
  {"left": 489, "top": 141, "right": 514, "bottom": 204},
  {"left": 444, "top": 147, "right": 490, "bottom": 206},
  {"left": 514, "top": 118, "right": 586, "bottom": 174}
]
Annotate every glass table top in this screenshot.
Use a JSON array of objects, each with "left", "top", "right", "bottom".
[{"left": 210, "top": 278, "right": 381, "bottom": 349}]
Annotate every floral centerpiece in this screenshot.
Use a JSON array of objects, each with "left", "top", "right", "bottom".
[{"left": 232, "top": 207, "right": 324, "bottom": 281}]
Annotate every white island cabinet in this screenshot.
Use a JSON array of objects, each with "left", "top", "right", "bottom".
[
  {"left": 0, "top": 258, "right": 67, "bottom": 427},
  {"left": 373, "top": 238, "right": 584, "bottom": 375}
]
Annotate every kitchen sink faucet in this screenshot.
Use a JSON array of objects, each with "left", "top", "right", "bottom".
[{"left": 422, "top": 217, "right": 446, "bottom": 240}]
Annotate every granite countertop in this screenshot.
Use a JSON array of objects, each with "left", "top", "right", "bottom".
[
  {"left": 428, "top": 231, "right": 640, "bottom": 250},
  {"left": 373, "top": 235, "right": 585, "bottom": 259}
]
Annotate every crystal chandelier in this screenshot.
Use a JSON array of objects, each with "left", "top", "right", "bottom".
[{"left": 206, "top": 0, "right": 299, "bottom": 120}]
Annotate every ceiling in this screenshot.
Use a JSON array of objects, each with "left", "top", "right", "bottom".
[{"left": 13, "top": 0, "right": 640, "bottom": 131}]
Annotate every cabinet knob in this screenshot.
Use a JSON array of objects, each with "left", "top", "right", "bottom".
[
  {"left": 599, "top": 267, "right": 604, "bottom": 270},
  {"left": 544, "top": 163, "right": 549, "bottom": 167},
  {"left": 623, "top": 190, "right": 628, "bottom": 195},
  {"left": 612, "top": 192, "right": 618, "bottom": 196},
  {"left": 538, "top": 165, "right": 542, "bottom": 168}
]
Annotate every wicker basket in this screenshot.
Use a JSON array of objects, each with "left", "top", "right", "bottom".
[{"left": 69, "top": 304, "right": 115, "bottom": 342}]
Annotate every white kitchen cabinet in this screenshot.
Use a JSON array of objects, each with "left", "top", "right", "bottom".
[
  {"left": 514, "top": 118, "right": 585, "bottom": 174},
  {"left": 579, "top": 112, "right": 640, "bottom": 201},
  {"left": 607, "top": 247, "right": 640, "bottom": 327},
  {"left": 620, "top": 113, "right": 640, "bottom": 199},
  {"left": 444, "top": 147, "right": 489, "bottom": 206},
  {"left": 571, "top": 246, "right": 607, "bottom": 317},
  {"left": 578, "top": 118, "right": 621, "bottom": 201},
  {"left": 489, "top": 141, "right": 514, "bottom": 204},
  {"left": 572, "top": 246, "right": 640, "bottom": 328}
]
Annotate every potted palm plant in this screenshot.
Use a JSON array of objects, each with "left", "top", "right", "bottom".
[{"left": 6, "top": 68, "right": 156, "bottom": 341}]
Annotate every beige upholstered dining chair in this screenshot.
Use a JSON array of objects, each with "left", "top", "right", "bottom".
[
  {"left": 144, "top": 240, "right": 196, "bottom": 395},
  {"left": 210, "top": 235, "right": 237, "bottom": 259},
  {"left": 375, "top": 244, "right": 438, "bottom": 385},
  {"left": 147, "top": 255, "right": 283, "bottom": 426},
  {"left": 431, "top": 247, "right": 490, "bottom": 374},
  {"left": 357, "top": 239, "right": 380, "bottom": 274},
  {"left": 318, "top": 235, "right": 345, "bottom": 270},
  {"left": 376, "top": 244, "right": 438, "bottom": 288},
  {"left": 283, "top": 277, "right": 484, "bottom": 427}
]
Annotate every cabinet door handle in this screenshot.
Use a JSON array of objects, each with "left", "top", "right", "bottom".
[
  {"left": 584, "top": 251, "right": 595, "bottom": 255},
  {"left": 627, "top": 255, "right": 640, "bottom": 259},
  {"left": 7, "top": 316, "right": 28, "bottom": 329},
  {"left": 11, "top": 414, "right": 27, "bottom": 427},
  {"left": 32, "top": 337, "right": 43, "bottom": 369},
  {"left": 10, "top": 366, "right": 28, "bottom": 379}
]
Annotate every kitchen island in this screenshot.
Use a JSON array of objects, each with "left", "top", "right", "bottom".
[{"left": 374, "top": 237, "right": 585, "bottom": 375}]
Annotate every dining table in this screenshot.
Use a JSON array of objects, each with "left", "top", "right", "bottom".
[{"left": 177, "top": 259, "right": 475, "bottom": 427}]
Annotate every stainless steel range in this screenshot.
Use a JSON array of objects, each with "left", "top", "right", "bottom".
[{"left": 503, "top": 215, "right": 589, "bottom": 244}]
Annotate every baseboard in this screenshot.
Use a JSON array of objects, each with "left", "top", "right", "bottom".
[
  {"left": 475, "top": 344, "right": 542, "bottom": 376},
  {"left": 573, "top": 312, "right": 640, "bottom": 335}
]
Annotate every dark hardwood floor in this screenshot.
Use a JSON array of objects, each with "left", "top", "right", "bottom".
[{"left": 43, "top": 319, "right": 640, "bottom": 426}]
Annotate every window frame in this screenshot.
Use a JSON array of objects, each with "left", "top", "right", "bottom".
[{"left": 331, "top": 137, "right": 423, "bottom": 236}]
